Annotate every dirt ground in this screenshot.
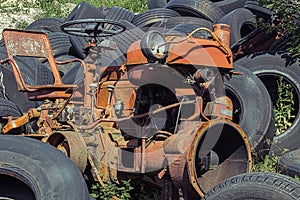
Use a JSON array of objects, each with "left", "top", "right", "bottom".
[{"left": 0, "top": 0, "right": 76, "bottom": 39}]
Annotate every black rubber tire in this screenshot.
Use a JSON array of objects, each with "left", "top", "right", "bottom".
[
  {"left": 1, "top": 65, "right": 43, "bottom": 113},
  {"left": 0, "top": 135, "right": 90, "bottom": 200},
  {"left": 165, "top": 0, "right": 225, "bottom": 23},
  {"left": 231, "top": 27, "right": 279, "bottom": 61},
  {"left": 64, "top": 2, "right": 105, "bottom": 59},
  {"left": 25, "top": 17, "right": 64, "bottom": 32},
  {"left": 0, "top": 98, "right": 22, "bottom": 117},
  {"left": 0, "top": 44, "right": 54, "bottom": 113},
  {"left": 217, "top": 8, "right": 257, "bottom": 45},
  {"left": 47, "top": 32, "right": 73, "bottom": 54},
  {"left": 65, "top": 2, "right": 105, "bottom": 21},
  {"left": 235, "top": 52, "right": 300, "bottom": 156},
  {"left": 269, "top": 33, "right": 291, "bottom": 52},
  {"left": 214, "top": 0, "right": 247, "bottom": 14},
  {"left": 167, "top": 23, "right": 211, "bottom": 39},
  {"left": 201, "top": 172, "right": 300, "bottom": 200},
  {"left": 0, "top": 47, "right": 40, "bottom": 113},
  {"left": 147, "top": 0, "right": 167, "bottom": 9},
  {"left": 99, "top": 6, "right": 111, "bottom": 16},
  {"left": 224, "top": 64, "right": 274, "bottom": 159},
  {"left": 132, "top": 8, "right": 181, "bottom": 29},
  {"left": 105, "top": 6, "right": 135, "bottom": 23},
  {"left": 62, "top": 63, "right": 84, "bottom": 85},
  {"left": 0, "top": 39, "right": 4, "bottom": 48},
  {"left": 42, "top": 32, "right": 79, "bottom": 75},
  {"left": 151, "top": 16, "right": 213, "bottom": 30},
  {"left": 244, "top": 0, "right": 274, "bottom": 20},
  {"left": 100, "top": 41, "right": 127, "bottom": 65},
  {"left": 18, "top": 58, "right": 55, "bottom": 86},
  {"left": 0, "top": 98, "right": 23, "bottom": 134},
  {"left": 109, "top": 27, "right": 144, "bottom": 55},
  {"left": 277, "top": 148, "right": 300, "bottom": 178},
  {"left": 104, "top": 6, "right": 135, "bottom": 32}
]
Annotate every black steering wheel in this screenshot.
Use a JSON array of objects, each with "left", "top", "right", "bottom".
[{"left": 61, "top": 19, "right": 126, "bottom": 38}]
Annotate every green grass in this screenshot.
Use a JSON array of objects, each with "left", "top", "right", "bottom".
[
  {"left": 0, "top": 0, "right": 147, "bottom": 29},
  {"left": 36, "top": 0, "right": 147, "bottom": 19}
]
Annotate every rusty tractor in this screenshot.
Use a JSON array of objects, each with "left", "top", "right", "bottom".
[{"left": 0, "top": 19, "right": 252, "bottom": 199}]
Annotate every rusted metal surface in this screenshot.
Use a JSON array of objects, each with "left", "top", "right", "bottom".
[
  {"left": 204, "top": 96, "right": 233, "bottom": 120},
  {"left": 186, "top": 120, "right": 252, "bottom": 197},
  {"left": 2, "top": 29, "right": 78, "bottom": 99},
  {"left": 126, "top": 41, "right": 148, "bottom": 65},
  {"left": 0, "top": 25, "right": 253, "bottom": 199},
  {"left": 126, "top": 27, "right": 233, "bottom": 69},
  {"left": 47, "top": 131, "right": 88, "bottom": 173},
  {"left": 231, "top": 28, "right": 278, "bottom": 60},
  {"left": 213, "top": 24, "right": 231, "bottom": 47},
  {"left": 2, "top": 108, "right": 40, "bottom": 134},
  {"left": 166, "top": 37, "right": 232, "bottom": 68}
]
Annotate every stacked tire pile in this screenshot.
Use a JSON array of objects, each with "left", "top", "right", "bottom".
[{"left": 1, "top": 0, "right": 300, "bottom": 199}]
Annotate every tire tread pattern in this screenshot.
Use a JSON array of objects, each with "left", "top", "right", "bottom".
[
  {"left": 202, "top": 172, "right": 300, "bottom": 200},
  {"left": 165, "top": 0, "right": 225, "bottom": 22}
]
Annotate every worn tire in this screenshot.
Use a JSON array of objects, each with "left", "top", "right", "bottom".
[
  {"left": 0, "top": 135, "right": 90, "bottom": 200},
  {"left": 42, "top": 32, "right": 79, "bottom": 75},
  {"left": 165, "top": 0, "right": 225, "bottom": 22},
  {"left": 202, "top": 172, "right": 300, "bottom": 200},
  {"left": 277, "top": 148, "right": 300, "bottom": 179},
  {"left": 65, "top": 2, "right": 105, "bottom": 59},
  {"left": 0, "top": 98, "right": 22, "bottom": 117},
  {"left": 25, "top": 17, "right": 64, "bottom": 32},
  {"left": 0, "top": 47, "right": 41, "bottom": 113},
  {"left": 167, "top": 23, "right": 211, "bottom": 39},
  {"left": 244, "top": 0, "right": 274, "bottom": 19},
  {"left": 147, "top": 0, "right": 167, "bottom": 9},
  {"left": 217, "top": 8, "right": 257, "bottom": 45},
  {"left": 269, "top": 33, "right": 291, "bottom": 52},
  {"left": 224, "top": 64, "right": 274, "bottom": 159},
  {"left": 0, "top": 98, "right": 24, "bottom": 134},
  {"left": 214, "top": 0, "right": 247, "bottom": 14},
  {"left": 109, "top": 27, "right": 144, "bottom": 55},
  {"left": 151, "top": 16, "right": 213, "bottom": 30},
  {"left": 132, "top": 8, "right": 181, "bottom": 29},
  {"left": 0, "top": 45, "right": 53, "bottom": 112},
  {"left": 104, "top": 6, "right": 135, "bottom": 31},
  {"left": 65, "top": 2, "right": 105, "bottom": 21},
  {"left": 0, "top": 39, "right": 4, "bottom": 48},
  {"left": 105, "top": 6, "right": 135, "bottom": 22},
  {"left": 235, "top": 52, "right": 300, "bottom": 156}
]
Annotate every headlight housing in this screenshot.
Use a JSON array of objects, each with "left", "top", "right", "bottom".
[{"left": 141, "top": 30, "right": 168, "bottom": 62}]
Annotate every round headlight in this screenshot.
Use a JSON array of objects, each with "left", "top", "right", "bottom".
[{"left": 141, "top": 31, "right": 168, "bottom": 61}]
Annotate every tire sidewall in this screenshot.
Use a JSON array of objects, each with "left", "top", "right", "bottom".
[
  {"left": 235, "top": 52, "right": 300, "bottom": 155},
  {"left": 0, "top": 136, "right": 89, "bottom": 200}
]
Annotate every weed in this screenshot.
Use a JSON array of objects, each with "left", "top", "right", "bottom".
[
  {"left": 274, "top": 77, "right": 295, "bottom": 136},
  {"left": 252, "top": 154, "right": 279, "bottom": 173},
  {"left": 131, "top": 183, "right": 161, "bottom": 200},
  {"left": 91, "top": 180, "right": 134, "bottom": 200}
]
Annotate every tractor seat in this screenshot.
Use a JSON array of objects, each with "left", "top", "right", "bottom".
[{"left": 1, "top": 29, "right": 83, "bottom": 100}]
